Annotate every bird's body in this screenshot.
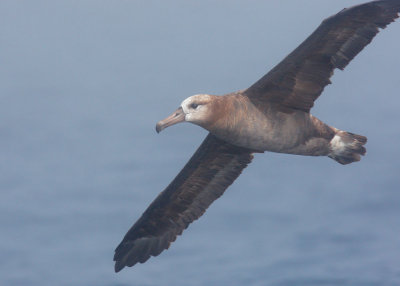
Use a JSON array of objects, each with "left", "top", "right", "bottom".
[
  {"left": 164, "top": 91, "right": 366, "bottom": 164},
  {"left": 114, "top": 0, "right": 399, "bottom": 272},
  {"left": 193, "top": 93, "right": 335, "bottom": 156}
]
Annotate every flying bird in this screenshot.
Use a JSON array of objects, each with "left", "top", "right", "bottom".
[{"left": 114, "top": 0, "right": 399, "bottom": 272}]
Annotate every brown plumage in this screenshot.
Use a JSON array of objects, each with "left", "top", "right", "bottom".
[
  {"left": 114, "top": 0, "right": 399, "bottom": 272},
  {"left": 246, "top": 0, "right": 400, "bottom": 112}
]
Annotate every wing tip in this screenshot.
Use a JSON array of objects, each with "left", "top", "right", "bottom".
[
  {"left": 113, "top": 235, "right": 172, "bottom": 272},
  {"left": 114, "top": 261, "right": 125, "bottom": 273}
]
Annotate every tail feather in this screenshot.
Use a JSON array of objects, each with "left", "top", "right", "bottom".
[{"left": 329, "top": 130, "right": 367, "bottom": 165}]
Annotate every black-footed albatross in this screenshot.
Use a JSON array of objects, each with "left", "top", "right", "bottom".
[{"left": 114, "top": 0, "right": 399, "bottom": 272}]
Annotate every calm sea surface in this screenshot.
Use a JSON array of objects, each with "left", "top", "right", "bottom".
[{"left": 1, "top": 1, "right": 399, "bottom": 285}]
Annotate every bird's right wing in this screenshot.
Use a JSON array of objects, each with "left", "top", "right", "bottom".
[{"left": 114, "top": 133, "right": 254, "bottom": 272}]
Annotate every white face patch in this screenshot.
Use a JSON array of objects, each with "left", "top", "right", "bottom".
[
  {"left": 181, "top": 97, "right": 194, "bottom": 114},
  {"left": 180, "top": 94, "right": 211, "bottom": 123}
]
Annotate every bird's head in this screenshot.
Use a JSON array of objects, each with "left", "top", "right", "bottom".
[{"left": 155, "top": 94, "right": 217, "bottom": 133}]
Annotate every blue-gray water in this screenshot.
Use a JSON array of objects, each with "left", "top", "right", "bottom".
[{"left": 1, "top": 1, "right": 400, "bottom": 285}]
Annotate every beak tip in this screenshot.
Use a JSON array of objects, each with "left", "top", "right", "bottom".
[
  {"left": 155, "top": 124, "right": 162, "bottom": 133},
  {"left": 155, "top": 107, "right": 184, "bottom": 134}
]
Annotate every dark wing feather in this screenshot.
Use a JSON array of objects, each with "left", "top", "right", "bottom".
[
  {"left": 245, "top": 0, "right": 400, "bottom": 112},
  {"left": 114, "top": 134, "right": 254, "bottom": 272}
]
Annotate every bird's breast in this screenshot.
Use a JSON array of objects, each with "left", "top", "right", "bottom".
[{"left": 208, "top": 100, "right": 306, "bottom": 153}]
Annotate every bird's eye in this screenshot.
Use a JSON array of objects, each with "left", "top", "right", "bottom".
[{"left": 190, "top": 103, "right": 199, "bottom": 109}]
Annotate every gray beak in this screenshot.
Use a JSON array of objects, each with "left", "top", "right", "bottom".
[{"left": 155, "top": 107, "right": 185, "bottom": 133}]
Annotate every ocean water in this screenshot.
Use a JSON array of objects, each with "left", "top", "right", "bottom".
[{"left": 1, "top": 1, "right": 399, "bottom": 285}]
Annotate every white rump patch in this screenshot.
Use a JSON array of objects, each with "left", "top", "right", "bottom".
[{"left": 330, "top": 134, "right": 347, "bottom": 153}]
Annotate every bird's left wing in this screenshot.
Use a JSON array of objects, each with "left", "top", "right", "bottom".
[
  {"left": 245, "top": 0, "right": 400, "bottom": 113},
  {"left": 114, "top": 133, "right": 254, "bottom": 272}
]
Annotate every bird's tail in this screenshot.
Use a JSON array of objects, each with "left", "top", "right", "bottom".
[{"left": 328, "top": 129, "right": 367, "bottom": 165}]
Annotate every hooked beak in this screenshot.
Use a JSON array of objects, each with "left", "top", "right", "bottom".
[{"left": 155, "top": 107, "right": 185, "bottom": 133}]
